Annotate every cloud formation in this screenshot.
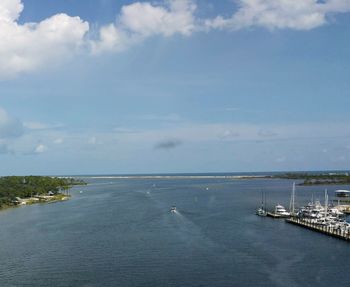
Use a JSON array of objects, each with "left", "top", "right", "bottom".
[
  {"left": 91, "top": 0, "right": 197, "bottom": 53},
  {"left": 1, "top": 0, "right": 350, "bottom": 77},
  {"left": 0, "top": 0, "right": 89, "bottom": 78}
]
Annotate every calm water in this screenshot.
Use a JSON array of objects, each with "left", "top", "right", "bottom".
[{"left": 0, "top": 177, "right": 349, "bottom": 287}]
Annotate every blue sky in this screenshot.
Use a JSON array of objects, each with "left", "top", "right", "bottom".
[{"left": 1, "top": 0, "right": 350, "bottom": 175}]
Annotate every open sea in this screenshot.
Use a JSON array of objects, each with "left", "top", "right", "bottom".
[{"left": 0, "top": 175, "right": 349, "bottom": 287}]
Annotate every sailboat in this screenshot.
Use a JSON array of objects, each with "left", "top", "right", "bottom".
[{"left": 256, "top": 190, "right": 267, "bottom": 216}]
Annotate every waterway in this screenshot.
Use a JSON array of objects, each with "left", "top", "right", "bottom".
[{"left": 0, "top": 177, "right": 348, "bottom": 287}]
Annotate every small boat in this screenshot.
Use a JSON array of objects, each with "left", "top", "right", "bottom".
[
  {"left": 274, "top": 204, "right": 290, "bottom": 217},
  {"left": 170, "top": 206, "right": 177, "bottom": 213},
  {"left": 256, "top": 207, "right": 267, "bottom": 216},
  {"left": 256, "top": 190, "right": 267, "bottom": 216}
]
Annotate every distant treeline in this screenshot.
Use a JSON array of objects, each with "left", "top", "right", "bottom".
[
  {"left": 0, "top": 176, "right": 85, "bottom": 208},
  {"left": 276, "top": 173, "right": 350, "bottom": 185}
]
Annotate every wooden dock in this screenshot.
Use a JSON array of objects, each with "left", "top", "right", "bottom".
[{"left": 286, "top": 217, "right": 350, "bottom": 242}]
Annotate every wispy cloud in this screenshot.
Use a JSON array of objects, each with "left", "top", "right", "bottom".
[
  {"left": 0, "top": 107, "right": 24, "bottom": 139},
  {"left": 53, "top": 138, "right": 64, "bottom": 144},
  {"left": 24, "top": 121, "right": 64, "bottom": 130},
  {"left": 205, "top": 0, "right": 350, "bottom": 31}
]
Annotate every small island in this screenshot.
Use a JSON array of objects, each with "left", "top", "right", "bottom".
[{"left": 0, "top": 176, "right": 86, "bottom": 210}]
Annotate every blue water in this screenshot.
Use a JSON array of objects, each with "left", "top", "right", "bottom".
[{"left": 0, "top": 177, "right": 349, "bottom": 287}]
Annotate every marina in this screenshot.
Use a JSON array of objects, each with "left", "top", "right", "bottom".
[{"left": 258, "top": 183, "right": 350, "bottom": 242}]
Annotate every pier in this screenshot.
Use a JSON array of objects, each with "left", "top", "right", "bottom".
[{"left": 286, "top": 217, "right": 350, "bottom": 242}]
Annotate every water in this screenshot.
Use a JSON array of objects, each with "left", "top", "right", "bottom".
[{"left": 0, "top": 177, "right": 349, "bottom": 287}]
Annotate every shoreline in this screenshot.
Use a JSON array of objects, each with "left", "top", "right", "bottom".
[
  {"left": 81, "top": 175, "right": 270, "bottom": 180},
  {"left": 0, "top": 194, "right": 71, "bottom": 212}
]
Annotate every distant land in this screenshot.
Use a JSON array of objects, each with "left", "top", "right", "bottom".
[
  {"left": 74, "top": 170, "right": 350, "bottom": 186},
  {"left": 276, "top": 172, "right": 350, "bottom": 186},
  {"left": 0, "top": 176, "right": 86, "bottom": 210}
]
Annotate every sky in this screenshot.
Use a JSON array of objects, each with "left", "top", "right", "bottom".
[{"left": 1, "top": 0, "right": 350, "bottom": 175}]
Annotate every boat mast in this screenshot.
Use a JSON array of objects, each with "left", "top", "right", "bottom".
[
  {"left": 324, "top": 189, "right": 328, "bottom": 217},
  {"left": 292, "top": 182, "right": 295, "bottom": 216},
  {"left": 289, "top": 182, "right": 296, "bottom": 216}
]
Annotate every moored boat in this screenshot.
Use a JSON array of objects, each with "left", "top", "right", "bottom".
[
  {"left": 256, "top": 190, "right": 267, "bottom": 216},
  {"left": 256, "top": 207, "right": 267, "bottom": 216},
  {"left": 274, "top": 204, "right": 290, "bottom": 217}
]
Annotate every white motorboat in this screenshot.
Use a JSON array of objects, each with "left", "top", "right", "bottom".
[{"left": 274, "top": 204, "right": 290, "bottom": 217}]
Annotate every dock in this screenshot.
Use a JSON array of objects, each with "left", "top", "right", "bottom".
[{"left": 286, "top": 217, "right": 350, "bottom": 242}]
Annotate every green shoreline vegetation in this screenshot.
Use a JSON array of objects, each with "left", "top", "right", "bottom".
[
  {"left": 0, "top": 176, "right": 86, "bottom": 210},
  {"left": 274, "top": 172, "right": 350, "bottom": 186}
]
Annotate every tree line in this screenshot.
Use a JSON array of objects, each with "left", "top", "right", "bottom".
[{"left": 0, "top": 176, "right": 85, "bottom": 208}]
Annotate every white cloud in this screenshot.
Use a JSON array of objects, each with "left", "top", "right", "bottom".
[
  {"left": 79, "top": 0, "right": 350, "bottom": 56},
  {"left": 34, "top": 143, "right": 48, "bottom": 154},
  {"left": 0, "top": 0, "right": 23, "bottom": 22},
  {"left": 206, "top": 0, "right": 350, "bottom": 31},
  {"left": 90, "top": 24, "right": 130, "bottom": 54},
  {"left": 0, "top": 0, "right": 89, "bottom": 78},
  {"left": 119, "top": 0, "right": 196, "bottom": 37},
  {"left": 92, "top": 0, "right": 197, "bottom": 54}
]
